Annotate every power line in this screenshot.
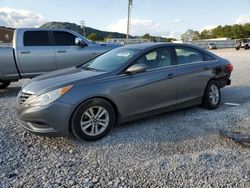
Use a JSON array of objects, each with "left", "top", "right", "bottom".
[{"left": 80, "top": 20, "right": 86, "bottom": 37}]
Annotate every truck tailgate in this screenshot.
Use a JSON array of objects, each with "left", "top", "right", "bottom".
[{"left": 0, "top": 47, "right": 20, "bottom": 81}]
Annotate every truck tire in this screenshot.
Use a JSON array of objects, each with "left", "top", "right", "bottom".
[
  {"left": 244, "top": 45, "right": 249, "bottom": 50},
  {"left": 235, "top": 47, "right": 240, "bottom": 50},
  {"left": 0, "top": 81, "right": 11, "bottom": 89}
]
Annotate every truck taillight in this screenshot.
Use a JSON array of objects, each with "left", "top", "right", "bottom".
[{"left": 226, "top": 64, "right": 233, "bottom": 72}]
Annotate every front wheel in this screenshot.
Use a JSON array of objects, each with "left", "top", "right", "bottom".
[
  {"left": 244, "top": 45, "right": 249, "bottom": 50},
  {"left": 0, "top": 81, "right": 11, "bottom": 89},
  {"left": 202, "top": 81, "right": 221, "bottom": 110},
  {"left": 71, "top": 98, "right": 116, "bottom": 141}
]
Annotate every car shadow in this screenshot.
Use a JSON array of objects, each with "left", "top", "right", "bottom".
[{"left": 0, "top": 86, "right": 21, "bottom": 98}]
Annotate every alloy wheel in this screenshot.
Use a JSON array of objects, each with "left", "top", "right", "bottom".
[
  {"left": 80, "top": 106, "right": 109, "bottom": 136},
  {"left": 209, "top": 84, "right": 219, "bottom": 105}
]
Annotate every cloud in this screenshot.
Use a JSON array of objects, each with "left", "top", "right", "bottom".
[
  {"left": 0, "top": 7, "right": 46, "bottom": 28},
  {"left": 167, "top": 19, "right": 182, "bottom": 24},
  {"left": 161, "top": 31, "right": 181, "bottom": 39},
  {"left": 236, "top": 15, "right": 250, "bottom": 25},
  {"left": 200, "top": 25, "right": 217, "bottom": 31},
  {"left": 107, "top": 17, "right": 160, "bottom": 36},
  {"left": 107, "top": 17, "right": 181, "bottom": 39}
]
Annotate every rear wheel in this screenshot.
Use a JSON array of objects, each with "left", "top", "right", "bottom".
[
  {"left": 235, "top": 47, "right": 240, "bottom": 50},
  {"left": 0, "top": 81, "right": 11, "bottom": 89},
  {"left": 202, "top": 81, "right": 221, "bottom": 109},
  {"left": 71, "top": 98, "right": 115, "bottom": 141},
  {"left": 244, "top": 45, "right": 249, "bottom": 50}
]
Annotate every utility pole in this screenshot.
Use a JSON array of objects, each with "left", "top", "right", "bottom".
[
  {"left": 126, "top": 0, "right": 133, "bottom": 40},
  {"left": 80, "top": 20, "right": 86, "bottom": 37}
]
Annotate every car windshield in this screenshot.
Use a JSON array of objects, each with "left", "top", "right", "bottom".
[{"left": 81, "top": 47, "right": 140, "bottom": 72}]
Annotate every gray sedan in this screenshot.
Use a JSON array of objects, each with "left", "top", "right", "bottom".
[{"left": 16, "top": 43, "right": 233, "bottom": 141}]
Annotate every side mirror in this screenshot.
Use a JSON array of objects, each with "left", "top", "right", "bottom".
[
  {"left": 75, "top": 38, "right": 85, "bottom": 47},
  {"left": 126, "top": 64, "right": 147, "bottom": 74}
]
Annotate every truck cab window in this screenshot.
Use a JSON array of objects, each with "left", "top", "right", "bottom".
[
  {"left": 53, "top": 31, "right": 76, "bottom": 46},
  {"left": 24, "top": 31, "right": 50, "bottom": 46}
]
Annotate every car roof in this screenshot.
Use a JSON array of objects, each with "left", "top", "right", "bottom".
[{"left": 119, "top": 42, "right": 204, "bottom": 51}]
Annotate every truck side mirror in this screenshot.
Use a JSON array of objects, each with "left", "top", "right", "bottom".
[{"left": 75, "top": 38, "right": 85, "bottom": 47}]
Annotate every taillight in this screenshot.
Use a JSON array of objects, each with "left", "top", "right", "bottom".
[{"left": 226, "top": 64, "right": 233, "bottom": 72}]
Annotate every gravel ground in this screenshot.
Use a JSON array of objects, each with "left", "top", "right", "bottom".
[{"left": 0, "top": 48, "right": 250, "bottom": 187}]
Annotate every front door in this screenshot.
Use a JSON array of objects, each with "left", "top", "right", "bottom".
[
  {"left": 116, "top": 47, "right": 178, "bottom": 118},
  {"left": 52, "top": 31, "right": 96, "bottom": 69}
]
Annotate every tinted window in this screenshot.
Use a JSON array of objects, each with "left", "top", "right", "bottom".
[
  {"left": 24, "top": 31, "right": 50, "bottom": 46},
  {"left": 53, "top": 31, "right": 76, "bottom": 46},
  {"left": 203, "top": 53, "right": 216, "bottom": 61},
  {"left": 135, "top": 47, "right": 172, "bottom": 70},
  {"left": 175, "top": 47, "right": 203, "bottom": 65}
]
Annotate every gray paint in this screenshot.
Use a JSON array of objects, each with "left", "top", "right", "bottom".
[
  {"left": 0, "top": 28, "right": 120, "bottom": 82},
  {"left": 16, "top": 43, "right": 232, "bottom": 136}
]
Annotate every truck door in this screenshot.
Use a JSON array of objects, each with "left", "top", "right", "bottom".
[
  {"left": 17, "top": 31, "right": 56, "bottom": 77},
  {"left": 52, "top": 31, "right": 95, "bottom": 69}
]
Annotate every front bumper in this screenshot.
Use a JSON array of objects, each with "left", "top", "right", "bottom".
[{"left": 16, "top": 100, "right": 74, "bottom": 136}]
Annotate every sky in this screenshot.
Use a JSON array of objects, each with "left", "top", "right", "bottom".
[{"left": 0, "top": 0, "right": 250, "bottom": 39}]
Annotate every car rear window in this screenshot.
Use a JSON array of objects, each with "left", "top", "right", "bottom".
[{"left": 24, "top": 31, "right": 50, "bottom": 46}]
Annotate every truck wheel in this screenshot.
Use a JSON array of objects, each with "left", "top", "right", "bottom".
[
  {"left": 244, "top": 45, "right": 249, "bottom": 50},
  {"left": 235, "top": 47, "right": 240, "bottom": 50},
  {"left": 0, "top": 81, "right": 11, "bottom": 89},
  {"left": 71, "top": 98, "right": 116, "bottom": 141},
  {"left": 202, "top": 81, "right": 221, "bottom": 110}
]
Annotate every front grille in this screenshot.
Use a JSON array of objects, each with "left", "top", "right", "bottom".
[{"left": 18, "top": 92, "right": 33, "bottom": 104}]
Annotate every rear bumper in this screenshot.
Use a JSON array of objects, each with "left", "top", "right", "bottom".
[{"left": 218, "top": 77, "right": 231, "bottom": 88}]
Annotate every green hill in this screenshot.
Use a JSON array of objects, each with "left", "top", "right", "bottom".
[{"left": 40, "top": 22, "right": 129, "bottom": 41}]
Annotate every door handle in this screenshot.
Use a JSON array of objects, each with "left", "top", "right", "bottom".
[
  {"left": 20, "top": 51, "right": 31, "bottom": 54},
  {"left": 166, "top": 73, "right": 175, "bottom": 79},
  {"left": 57, "top": 50, "right": 66, "bottom": 53}
]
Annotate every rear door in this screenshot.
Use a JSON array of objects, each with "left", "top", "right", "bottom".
[
  {"left": 174, "top": 46, "right": 211, "bottom": 103},
  {"left": 17, "top": 31, "right": 56, "bottom": 77},
  {"left": 52, "top": 31, "right": 95, "bottom": 69}
]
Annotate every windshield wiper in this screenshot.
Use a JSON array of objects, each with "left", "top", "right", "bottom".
[{"left": 81, "top": 66, "right": 102, "bottom": 72}]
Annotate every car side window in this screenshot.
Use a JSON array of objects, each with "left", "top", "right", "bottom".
[
  {"left": 24, "top": 31, "right": 50, "bottom": 46},
  {"left": 203, "top": 53, "right": 216, "bottom": 61},
  {"left": 53, "top": 31, "right": 76, "bottom": 46},
  {"left": 175, "top": 47, "right": 203, "bottom": 65},
  {"left": 135, "top": 47, "right": 172, "bottom": 70}
]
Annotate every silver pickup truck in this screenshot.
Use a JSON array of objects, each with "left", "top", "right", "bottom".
[{"left": 0, "top": 28, "right": 120, "bottom": 89}]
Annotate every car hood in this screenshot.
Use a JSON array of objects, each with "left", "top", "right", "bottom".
[{"left": 22, "top": 67, "right": 107, "bottom": 95}]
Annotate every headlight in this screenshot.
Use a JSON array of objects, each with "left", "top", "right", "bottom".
[{"left": 25, "top": 85, "right": 73, "bottom": 107}]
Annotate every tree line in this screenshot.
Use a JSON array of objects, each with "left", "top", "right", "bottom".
[{"left": 181, "top": 23, "right": 250, "bottom": 41}]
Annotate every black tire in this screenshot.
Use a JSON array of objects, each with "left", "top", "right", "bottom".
[
  {"left": 202, "top": 81, "right": 221, "bottom": 110},
  {"left": 235, "top": 47, "right": 240, "bottom": 50},
  {"left": 244, "top": 45, "right": 249, "bottom": 50},
  {"left": 0, "top": 81, "right": 11, "bottom": 89},
  {"left": 71, "top": 98, "right": 115, "bottom": 141}
]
